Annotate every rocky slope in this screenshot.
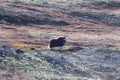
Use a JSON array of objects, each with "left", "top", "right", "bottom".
[{"left": 0, "top": 45, "right": 120, "bottom": 80}]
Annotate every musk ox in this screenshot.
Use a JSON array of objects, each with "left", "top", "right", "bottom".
[{"left": 49, "top": 37, "right": 66, "bottom": 49}]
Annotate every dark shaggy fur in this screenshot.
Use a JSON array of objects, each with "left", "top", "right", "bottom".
[{"left": 50, "top": 37, "right": 66, "bottom": 49}]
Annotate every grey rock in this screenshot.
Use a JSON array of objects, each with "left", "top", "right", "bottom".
[
  {"left": 0, "top": 45, "right": 14, "bottom": 58},
  {"left": 15, "top": 49, "right": 24, "bottom": 54}
]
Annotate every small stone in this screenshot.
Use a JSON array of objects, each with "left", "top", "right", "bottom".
[{"left": 16, "top": 49, "right": 24, "bottom": 54}]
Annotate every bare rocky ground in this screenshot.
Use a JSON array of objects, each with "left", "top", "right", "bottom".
[{"left": 0, "top": 0, "right": 120, "bottom": 80}]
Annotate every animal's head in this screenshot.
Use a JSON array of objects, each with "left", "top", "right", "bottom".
[{"left": 57, "top": 37, "right": 66, "bottom": 44}]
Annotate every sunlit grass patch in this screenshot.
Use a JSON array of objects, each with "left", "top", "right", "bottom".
[{"left": 11, "top": 43, "right": 27, "bottom": 48}]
